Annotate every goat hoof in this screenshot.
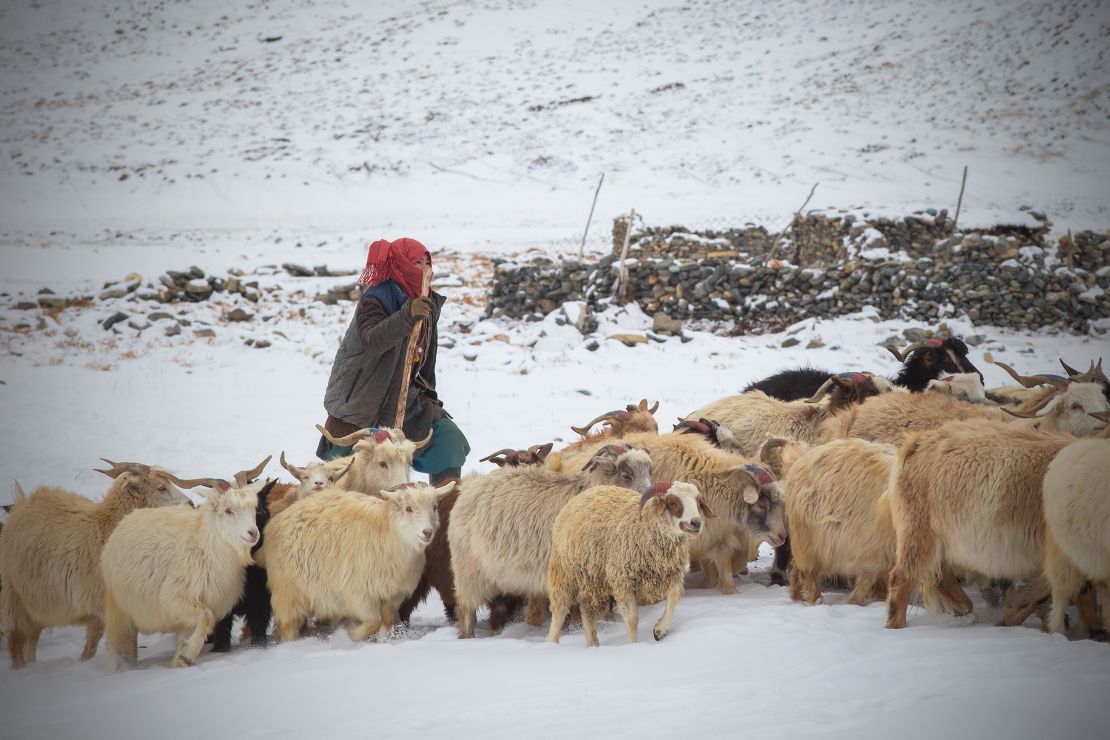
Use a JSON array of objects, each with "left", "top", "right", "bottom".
[
  {"left": 171, "top": 655, "right": 196, "bottom": 668},
  {"left": 653, "top": 627, "right": 669, "bottom": 641},
  {"left": 209, "top": 642, "right": 231, "bottom": 653},
  {"left": 1089, "top": 629, "right": 1110, "bottom": 643},
  {"left": 770, "top": 572, "right": 788, "bottom": 587}
]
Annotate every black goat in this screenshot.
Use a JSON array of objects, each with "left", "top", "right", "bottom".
[
  {"left": 209, "top": 478, "right": 276, "bottom": 652},
  {"left": 743, "top": 337, "right": 982, "bottom": 400}
]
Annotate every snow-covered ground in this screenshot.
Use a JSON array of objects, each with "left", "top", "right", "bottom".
[{"left": 2, "top": 0, "right": 1110, "bottom": 738}]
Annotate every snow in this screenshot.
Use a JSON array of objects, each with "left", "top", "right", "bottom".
[{"left": 2, "top": 0, "right": 1110, "bottom": 736}]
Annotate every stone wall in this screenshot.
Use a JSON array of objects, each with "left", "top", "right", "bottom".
[{"left": 488, "top": 216, "right": 1109, "bottom": 333}]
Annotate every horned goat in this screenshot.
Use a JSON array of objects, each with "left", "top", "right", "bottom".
[
  {"left": 743, "top": 336, "right": 981, "bottom": 400},
  {"left": 101, "top": 457, "right": 271, "bottom": 669},
  {"left": 266, "top": 452, "right": 355, "bottom": 516},
  {"left": 925, "top": 373, "right": 988, "bottom": 404},
  {"left": 450, "top": 444, "right": 653, "bottom": 639},
  {"left": 261, "top": 481, "right": 453, "bottom": 642},
  {"left": 688, "top": 372, "right": 881, "bottom": 455},
  {"left": 0, "top": 462, "right": 195, "bottom": 668},
  {"left": 547, "top": 482, "right": 712, "bottom": 646},
  {"left": 314, "top": 424, "right": 431, "bottom": 495}
]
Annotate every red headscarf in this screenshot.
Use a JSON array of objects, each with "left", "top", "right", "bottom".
[{"left": 357, "top": 238, "right": 432, "bottom": 298}]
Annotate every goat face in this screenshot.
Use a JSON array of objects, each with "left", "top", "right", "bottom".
[
  {"left": 1051, "top": 383, "right": 1110, "bottom": 436},
  {"left": 585, "top": 446, "right": 653, "bottom": 494},
  {"left": 926, "top": 373, "right": 987, "bottom": 404},
  {"left": 741, "top": 477, "right": 787, "bottom": 548},
  {"left": 937, "top": 338, "right": 982, "bottom": 384},
  {"left": 128, "top": 472, "right": 192, "bottom": 508},
  {"left": 206, "top": 484, "right": 263, "bottom": 549},
  {"left": 380, "top": 482, "right": 454, "bottom": 548},
  {"left": 352, "top": 436, "right": 416, "bottom": 489}
]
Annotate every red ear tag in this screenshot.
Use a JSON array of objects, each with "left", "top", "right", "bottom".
[
  {"left": 373, "top": 430, "right": 391, "bottom": 444},
  {"left": 744, "top": 464, "right": 774, "bottom": 486},
  {"left": 649, "top": 481, "right": 673, "bottom": 496},
  {"left": 928, "top": 338, "right": 944, "bottom": 348},
  {"left": 850, "top": 372, "right": 868, "bottom": 384}
]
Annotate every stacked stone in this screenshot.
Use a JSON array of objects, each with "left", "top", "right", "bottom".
[{"left": 487, "top": 227, "right": 1110, "bottom": 333}]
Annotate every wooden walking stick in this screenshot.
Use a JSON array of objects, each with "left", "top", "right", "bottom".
[{"left": 394, "top": 266, "right": 434, "bottom": 430}]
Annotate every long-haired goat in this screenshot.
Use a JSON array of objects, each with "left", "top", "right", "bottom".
[
  {"left": 450, "top": 444, "right": 653, "bottom": 638},
  {"left": 101, "top": 457, "right": 270, "bottom": 669},
  {"left": 687, "top": 372, "right": 881, "bottom": 455},
  {"left": 1041, "top": 416, "right": 1110, "bottom": 638},
  {"left": 265, "top": 452, "right": 355, "bottom": 516},
  {"left": 884, "top": 421, "right": 1074, "bottom": 630},
  {"left": 743, "top": 336, "right": 981, "bottom": 400},
  {"left": 261, "top": 482, "right": 454, "bottom": 642},
  {"left": 314, "top": 424, "right": 431, "bottom": 495},
  {"left": 1, "top": 461, "right": 196, "bottom": 668}
]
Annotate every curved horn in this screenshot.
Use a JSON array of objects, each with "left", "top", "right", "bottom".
[
  {"left": 412, "top": 428, "right": 434, "bottom": 451},
  {"left": 94, "top": 459, "right": 152, "bottom": 479},
  {"left": 804, "top": 378, "right": 835, "bottom": 404},
  {"left": 1002, "top": 392, "right": 1058, "bottom": 419},
  {"left": 647, "top": 400, "right": 659, "bottom": 415},
  {"left": 570, "top": 410, "right": 624, "bottom": 438},
  {"left": 886, "top": 341, "right": 932, "bottom": 363},
  {"left": 479, "top": 448, "right": 517, "bottom": 463},
  {"left": 161, "top": 472, "right": 231, "bottom": 491},
  {"left": 315, "top": 424, "right": 378, "bottom": 447},
  {"left": 1059, "top": 358, "right": 1081, "bottom": 377},
  {"left": 992, "top": 360, "right": 1057, "bottom": 389},
  {"left": 233, "top": 455, "right": 272, "bottom": 487},
  {"left": 1089, "top": 410, "right": 1110, "bottom": 423},
  {"left": 279, "top": 451, "right": 305, "bottom": 482},
  {"left": 527, "top": 442, "right": 554, "bottom": 461}
]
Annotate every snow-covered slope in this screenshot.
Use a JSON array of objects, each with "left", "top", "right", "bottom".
[{"left": 2, "top": 0, "right": 1109, "bottom": 241}]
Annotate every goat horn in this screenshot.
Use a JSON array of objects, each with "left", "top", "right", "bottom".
[
  {"left": 1059, "top": 358, "right": 1081, "bottom": 377},
  {"left": 162, "top": 473, "right": 231, "bottom": 490},
  {"left": 279, "top": 451, "right": 304, "bottom": 482},
  {"left": 570, "top": 410, "right": 624, "bottom": 438},
  {"left": 528, "top": 442, "right": 554, "bottom": 460},
  {"left": 804, "top": 378, "right": 835, "bottom": 404},
  {"left": 479, "top": 448, "right": 517, "bottom": 463},
  {"left": 1002, "top": 391, "right": 1058, "bottom": 419},
  {"left": 412, "top": 428, "right": 434, "bottom": 450},
  {"left": 647, "top": 400, "right": 659, "bottom": 415},
  {"left": 1089, "top": 410, "right": 1110, "bottom": 422},
  {"left": 315, "top": 424, "right": 378, "bottom": 447},
  {"left": 233, "top": 455, "right": 272, "bottom": 487},
  {"left": 886, "top": 341, "right": 933, "bottom": 363},
  {"left": 992, "top": 360, "right": 1057, "bottom": 389},
  {"left": 94, "top": 459, "right": 152, "bottom": 479}
]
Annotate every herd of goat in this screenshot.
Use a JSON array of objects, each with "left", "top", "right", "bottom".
[{"left": 1, "top": 335, "right": 1108, "bottom": 670}]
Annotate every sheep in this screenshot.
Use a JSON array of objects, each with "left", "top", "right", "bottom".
[
  {"left": 100, "top": 456, "right": 271, "bottom": 669},
  {"left": 478, "top": 443, "right": 555, "bottom": 468},
  {"left": 687, "top": 372, "right": 882, "bottom": 455},
  {"left": 546, "top": 481, "right": 712, "bottom": 646},
  {"left": 553, "top": 431, "right": 786, "bottom": 594},
  {"left": 884, "top": 420, "right": 1074, "bottom": 629},
  {"left": 925, "top": 372, "right": 988, "bottom": 404},
  {"left": 450, "top": 444, "right": 654, "bottom": 639},
  {"left": 1041, "top": 427, "right": 1110, "bottom": 638},
  {"left": 781, "top": 439, "right": 898, "bottom": 606},
  {"left": 266, "top": 452, "right": 355, "bottom": 516},
  {"left": 743, "top": 336, "right": 982, "bottom": 400},
  {"left": 0, "top": 461, "right": 198, "bottom": 669},
  {"left": 260, "top": 481, "right": 454, "bottom": 642},
  {"left": 314, "top": 424, "right": 431, "bottom": 495}
]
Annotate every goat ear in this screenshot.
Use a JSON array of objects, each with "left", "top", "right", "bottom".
[
  {"left": 697, "top": 498, "right": 717, "bottom": 519},
  {"left": 332, "top": 457, "right": 355, "bottom": 480},
  {"left": 742, "top": 486, "right": 759, "bottom": 505},
  {"left": 376, "top": 487, "right": 398, "bottom": 501},
  {"left": 432, "top": 481, "right": 457, "bottom": 497}
]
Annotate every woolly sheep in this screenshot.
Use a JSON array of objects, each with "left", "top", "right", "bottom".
[
  {"left": 546, "top": 481, "right": 712, "bottom": 646},
  {"left": 819, "top": 390, "right": 1010, "bottom": 446},
  {"left": 261, "top": 481, "right": 454, "bottom": 642},
  {"left": 100, "top": 457, "right": 270, "bottom": 669},
  {"left": 450, "top": 444, "right": 653, "bottom": 639},
  {"left": 1, "top": 461, "right": 195, "bottom": 668}
]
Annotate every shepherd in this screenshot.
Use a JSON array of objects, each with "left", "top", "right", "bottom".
[{"left": 316, "top": 237, "right": 469, "bottom": 486}]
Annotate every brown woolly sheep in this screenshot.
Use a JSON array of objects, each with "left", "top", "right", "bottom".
[
  {"left": 450, "top": 444, "right": 653, "bottom": 639},
  {"left": 1, "top": 462, "right": 197, "bottom": 669},
  {"left": 547, "top": 482, "right": 712, "bottom": 646}
]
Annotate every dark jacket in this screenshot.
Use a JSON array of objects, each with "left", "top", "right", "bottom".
[{"left": 322, "top": 280, "right": 446, "bottom": 442}]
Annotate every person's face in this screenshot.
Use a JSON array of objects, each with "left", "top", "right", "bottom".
[{"left": 416, "top": 254, "right": 431, "bottom": 270}]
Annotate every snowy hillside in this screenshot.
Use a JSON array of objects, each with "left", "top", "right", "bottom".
[
  {"left": 1, "top": 2, "right": 1109, "bottom": 739},
  {"left": 1, "top": 0, "right": 1109, "bottom": 241}
]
